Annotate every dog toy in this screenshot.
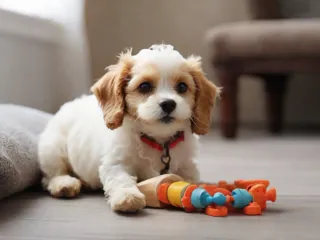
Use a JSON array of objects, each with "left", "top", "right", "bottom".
[{"left": 137, "top": 174, "right": 276, "bottom": 217}]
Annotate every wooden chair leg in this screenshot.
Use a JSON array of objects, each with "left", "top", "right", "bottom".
[
  {"left": 262, "top": 74, "right": 289, "bottom": 134},
  {"left": 218, "top": 72, "right": 239, "bottom": 139}
]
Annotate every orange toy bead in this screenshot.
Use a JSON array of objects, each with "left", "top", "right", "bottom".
[
  {"left": 181, "top": 185, "right": 198, "bottom": 212},
  {"left": 267, "top": 187, "right": 277, "bottom": 202},
  {"left": 234, "top": 179, "right": 270, "bottom": 189},
  {"left": 248, "top": 184, "right": 277, "bottom": 210},
  {"left": 244, "top": 202, "right": 262, "bottom": 215},
  {"left": 157, "top": 183, "right": 171, "bottom": 205},
  {"left": 205, "top": 205, "right": 228, "bottom": 217},
  {"left": 218, "top": 181, "right": 236, "bottom": 191},
  {"left": 198, "top": 183, "right": 218, "bottom": 190}
]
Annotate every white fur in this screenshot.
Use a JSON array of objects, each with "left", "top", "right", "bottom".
[{"left": 38, "top": 44, "right": 201, "bottom": 212}]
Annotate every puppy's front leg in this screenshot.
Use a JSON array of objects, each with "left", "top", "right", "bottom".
[
  {"left": 99, "top": 163, "right": 146, "bottom": 212},
  {"left": 175, "top": 159, "right": 200, "bottom": 184}
]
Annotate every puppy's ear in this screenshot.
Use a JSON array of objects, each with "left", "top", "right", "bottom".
[
  {"left": 186, "top": 55, "right": 220, "bottom": 135},
  {"left": 91, "top": 49, "right": 133, "bottom": 130}
]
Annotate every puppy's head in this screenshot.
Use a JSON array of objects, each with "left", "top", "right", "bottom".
[{"left": 91, "top": 44, "right": 219, "bottom": 136}]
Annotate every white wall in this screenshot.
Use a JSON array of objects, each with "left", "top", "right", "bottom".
[
  {"left": 86, "top": 0, "right": 251, "bottom": 122},
  {"left": 0, "top": 35, "right": 59, "bottom": 112},
  {"left": 0, "top": 0, "right": 91, "bottom": 113},
  {"left": 0, "top": 9, "right": 61, "bottom": 112}
]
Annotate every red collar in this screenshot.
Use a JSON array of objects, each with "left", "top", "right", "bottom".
[{"left": 140, "top": 131, "right": 184, "bottom": 152}]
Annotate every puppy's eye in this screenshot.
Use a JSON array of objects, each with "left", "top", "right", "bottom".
[
  {"left": 138, "top": 82, "right": 153, "bottom": 93},
  {"left": 176, "top": 82, "right": 188, "bottom": 94}
]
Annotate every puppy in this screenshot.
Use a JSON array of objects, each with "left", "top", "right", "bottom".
[{"left": 38, "top": 44, "right": 219, "bottom": 212}]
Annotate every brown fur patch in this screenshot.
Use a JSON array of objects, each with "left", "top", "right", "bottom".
[
  {"left": 171, "top": 69, "right": 196, "bottom": 94},
  {"left": 186, "top": 55, "right": 220, "bottom": 135},
  {"left": 125, "top": 63, "right": 161, "bottom": 121},
  {"left": 91, "top": 49, "right": 133, "bottom": 129},
  {"left": 126, "top": 63, "right": 160, "bottom": 92}
]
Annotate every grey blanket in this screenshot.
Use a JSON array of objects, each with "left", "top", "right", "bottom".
[{"left": 0, "top": 104, "right": 52, "bottom": 199}]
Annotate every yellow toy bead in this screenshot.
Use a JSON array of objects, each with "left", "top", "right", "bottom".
[{"left": 167, "top": 181, "right": 190, "bottom": 207}]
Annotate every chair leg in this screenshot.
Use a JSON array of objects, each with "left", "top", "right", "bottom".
[
  {"left": 262, "top": 74, "right": 289, "bottom": 134},
  {"left": 218, "top": 72, "right": 239, "bottom": 139}
]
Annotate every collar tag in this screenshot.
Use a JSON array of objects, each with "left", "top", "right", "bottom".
[
  {"left": 160, "top": 143, "right": 171, "bottom": 174},
  {"left": 140, "top": 131, "right": 184, "bottom": 174}
]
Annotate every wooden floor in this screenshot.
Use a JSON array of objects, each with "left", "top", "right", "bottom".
[{"left": 1, "top": 130, "right": 320, "bottom": 240}]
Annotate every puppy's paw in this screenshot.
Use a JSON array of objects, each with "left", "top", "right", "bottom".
[
  {"left": 47, "top": 175, "right": 82, "bottom": 198},
  {"left": 109, "top": 187, "right": 146, "bottom": 212}
]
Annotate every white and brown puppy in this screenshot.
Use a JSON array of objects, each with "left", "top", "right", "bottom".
[{"left": 38, "top": 44, "right": 219, "bottom": 212}]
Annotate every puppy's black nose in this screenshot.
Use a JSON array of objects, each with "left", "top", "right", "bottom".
[{"left": 160, "top": 99, "right": 176, "bottom": 114}]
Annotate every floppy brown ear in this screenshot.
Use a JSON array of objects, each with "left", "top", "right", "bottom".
[
  {"left": 187, "top": 55, "right": 220, "bottom": 135},
  {"left": 91, "top": 50, "right": 133, "bottom": 130}
]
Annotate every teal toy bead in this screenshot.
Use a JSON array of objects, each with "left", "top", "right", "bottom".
[
  {"left": 191, "top": 188, "right": 228, "bottom": 208},
  {"left": 231, "top": 189, "right": 253, "bottom": 208},
  {"left": 191, "top": 188, "right": 211, "bottom": 208},
  {"left": 212, "top": 192, "right": 227, "bottom": 206}
]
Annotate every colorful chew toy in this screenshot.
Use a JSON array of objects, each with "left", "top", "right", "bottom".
[{"left": 137, "top": 174, "right": 276, "bottom": 217}]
